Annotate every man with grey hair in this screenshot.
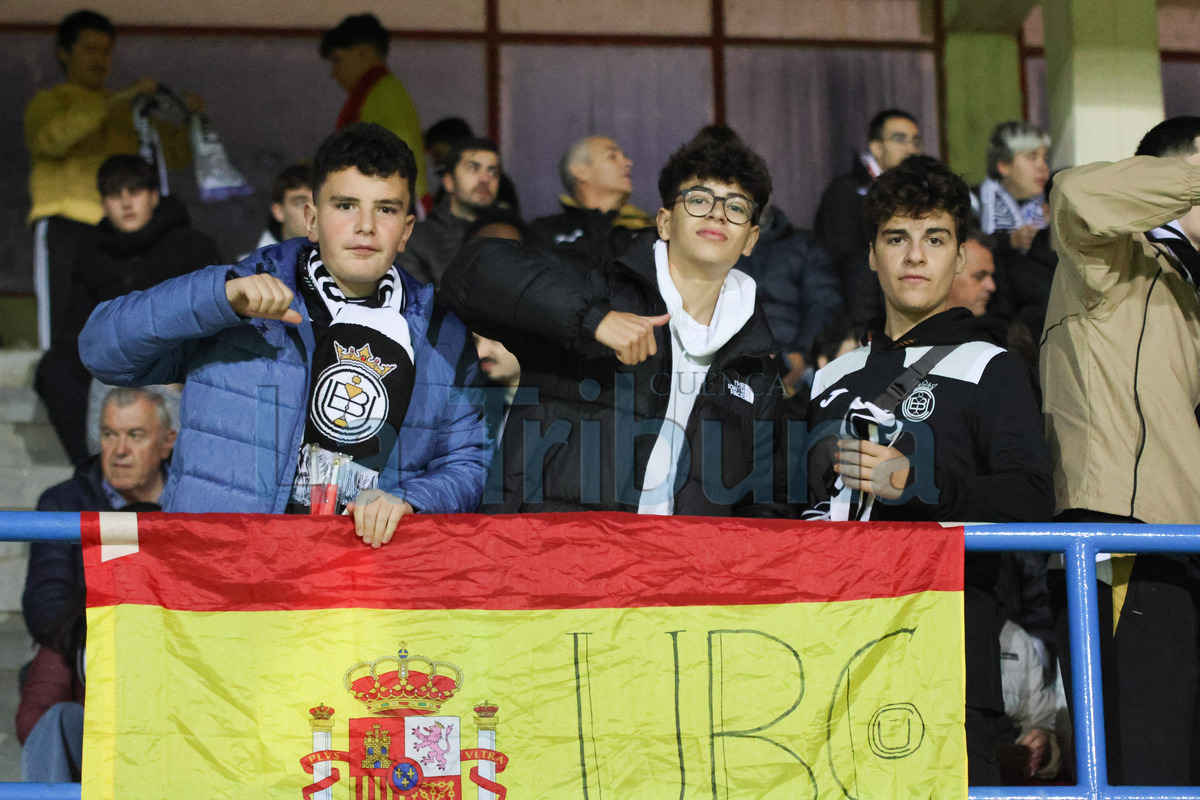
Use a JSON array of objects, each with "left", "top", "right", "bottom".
[
  {"left": 19, "top": 385, "right": 174, "bottom": 782},
  {"left": 24, "top": 387, "right": 176, "bottom": 645},
  {"left": 979, "top": 121, "right": 1051, "bottom": 247},
  {"left": 527, "top": 135, "right": 654, "bottom": 259}
]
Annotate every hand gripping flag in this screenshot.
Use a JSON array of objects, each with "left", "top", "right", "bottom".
[{"left": 81, "top": 512, "right": 966, "bottom": 799}]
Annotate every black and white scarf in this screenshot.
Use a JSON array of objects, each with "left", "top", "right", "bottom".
[
  {"left": 1146, "top": 222, "right": 1200, "bottom": 289},
  {"left": 978, "top": 177, "right": 1046, "bottom": 235},
  {"left": 300, "top": 249, "right": 415, "bottom": 467},
  {"left": 131, "top": 86, "right": 251, "bottom": 202}
]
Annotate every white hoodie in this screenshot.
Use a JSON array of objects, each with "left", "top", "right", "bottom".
[{"left": 637, "top": 239, "right": 757, "bottom": 515}]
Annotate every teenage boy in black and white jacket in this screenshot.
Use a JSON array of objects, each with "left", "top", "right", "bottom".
[
  {"left": 803, "top": 155, "right": 1053, "bottom": 786},
  {"left": 805, "top": 155, "right": 1052, "bottom": 524}
]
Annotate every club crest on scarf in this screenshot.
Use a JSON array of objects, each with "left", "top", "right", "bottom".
[
  {"left": 311, "top": 342, "right": 397, "bottom": 445},
  {"left": 300, "top": 644, "right": 509, "bottom": 799}
]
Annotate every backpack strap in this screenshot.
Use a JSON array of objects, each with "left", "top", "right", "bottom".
[{"left": 871, "top": 344, "right": 958, "bottom": 413}]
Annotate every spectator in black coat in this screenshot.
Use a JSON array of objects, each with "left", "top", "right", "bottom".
[
  {"left": 34, "top": 155, "right": 219, "bottom": 465},
  {"left": 813, "top": 109, "right": 923, "bottom": 324},
  {"left": 734, "top": 205, "right": 843, "bottom": 391}
]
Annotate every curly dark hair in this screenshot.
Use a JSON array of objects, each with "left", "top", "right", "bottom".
[
  {"left": 312, "top": 122, "right": 417, "bottom": 207},
  {"left": 657, "top": 138, "right": 772, "bottom": 225},
  {"left": 863, "top": 155, "right": 972, "bottom": 243}
]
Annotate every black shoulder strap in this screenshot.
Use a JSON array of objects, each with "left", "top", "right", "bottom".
[{"left": 871, "top": 344, "right": 958, "bottom": 413}]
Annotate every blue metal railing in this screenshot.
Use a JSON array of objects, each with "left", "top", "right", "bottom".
[{"left": 2, "top": 514, "right": 1200, "bottom": 799}]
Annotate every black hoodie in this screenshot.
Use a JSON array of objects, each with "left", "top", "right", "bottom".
[
  {"left": 804, "top": 307, "right": 1053, "bottom": 523},
  {"left": 67, "top": 195, "right": 222, "bottom": 340}
]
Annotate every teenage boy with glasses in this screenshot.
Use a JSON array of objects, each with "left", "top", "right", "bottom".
[{"left": 439, "top": 136, "right": 789, "bottom": 516}]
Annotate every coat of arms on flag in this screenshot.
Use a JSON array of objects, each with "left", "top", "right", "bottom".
[{"left": 300, "top": 644, "right": 508, "bottom": 799}]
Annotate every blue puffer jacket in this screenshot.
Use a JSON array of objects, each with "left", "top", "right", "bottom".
[{"left": 79, "top": 238, "right": 489, "bottom": 514}]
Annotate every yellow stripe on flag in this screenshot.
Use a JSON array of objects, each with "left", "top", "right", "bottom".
[{"left": 84, "top": 593, "right": 964, "bottom": 799}]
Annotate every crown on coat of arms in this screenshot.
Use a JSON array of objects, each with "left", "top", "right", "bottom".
[
  {"left": 309, "top": 703, "right": 335, "bottom": 720},
  {"left": 334, "top": 342, "right": 396, "bottom": 379},
  {"left": 344, "top": 643, "right": 464, "bottom": 716}
]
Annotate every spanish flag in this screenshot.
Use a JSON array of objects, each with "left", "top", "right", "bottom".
[{"left": 81, "top": 512, "right": 966, "bottom": 799}]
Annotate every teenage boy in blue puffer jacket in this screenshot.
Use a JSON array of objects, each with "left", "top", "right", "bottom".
[{"left": 80, "top": 123, "right": 490, "bottom": 547}]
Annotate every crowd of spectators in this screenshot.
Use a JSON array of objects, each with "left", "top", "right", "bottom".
[{"left": 16, "top": 7, "right": 1200, "bottom": 789}]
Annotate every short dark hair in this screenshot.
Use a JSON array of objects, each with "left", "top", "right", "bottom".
[
  {"left": 57, "top": 9, "right": 113, "bottom": 53},
  {"left": 97, "top": 154, "right": 158, "bottom": 197},
  {"left": 312, "top": 122, "right": 417, "bottom": 207},
  {"left": 464, "top": 207, "right": 528, "bottom": 243},
  {"left": 445, "top": 137, "right": 500, "bottom": 174},
  {"left": 962, "top": 218, "right": 996, "bottom": 250},
  {"left": 271, "top": 162, "right": 313, "bottom": 204},
  {"left": 425, "top": 117, "right": 474, "bottom": 149},
  {"left": 863, "top": 155, "right": 972, "bottom": 243},
  {"left": 1136, "top": 117, "right": 1200, "bottom": 158},
  {"left": 810, "top": 314, "right": 866, "bottom": 368},
  {"left": 320, "top": 13, "right": 388, "bottom": 59},
  {"left": 868, "top": 109, "right": 918, "bottom": 143},
  {"left": 657, "top": 138, "right": 772, "bottom": 225}
]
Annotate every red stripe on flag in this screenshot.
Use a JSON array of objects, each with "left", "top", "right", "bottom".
[{"left": 83, "top": 512, "right": 962, "bottom": 611}]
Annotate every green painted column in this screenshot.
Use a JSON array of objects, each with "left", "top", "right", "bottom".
[
  {"left": 1043, "top": 0, "right": 1163, "bottom": 168},
  {"left": 943, "top": 32, "right": 1025, "bottom": 186}
]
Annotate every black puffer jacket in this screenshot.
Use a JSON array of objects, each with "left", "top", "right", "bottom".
[
  {"left": 526, "top": 201, "right": 651, "bottom": 262},
  {"left": 439, "top": 234, "right": 789, "bottom": 516}
]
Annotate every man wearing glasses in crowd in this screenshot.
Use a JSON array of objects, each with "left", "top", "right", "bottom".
[
  {"left": 815, "top": 108, "right": 923, "bottom": 324},
  {"left": 439, "top": 135, "right": 787, "bottom": 516}
]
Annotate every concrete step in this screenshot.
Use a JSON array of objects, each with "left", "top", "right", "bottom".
[
  {"left": 0, "top": 465, "right": 75, "bottom": 511},
  {"left": 0, "top": 386, "right": 47, "bottom": 425},
  {"left": 0, "top": 592, "right": 29, "bottom": 665},
  {"left": 0, "top": 422, "right": 70, "bottom": 469},
  {"left": 0, "top": 349, "right": 40, "bottom": 388}
]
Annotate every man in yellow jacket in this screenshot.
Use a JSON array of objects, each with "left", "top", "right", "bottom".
[
  {"left": 320, "top": 13, "right": 428, "bottom": 206},
  {"left": 25, "top": 10, "right": 196, "bottom": 351}
]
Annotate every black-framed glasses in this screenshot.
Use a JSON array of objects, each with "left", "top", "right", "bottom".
[{"left": 675, "top": 186, "right": 756, "bottom": 225}]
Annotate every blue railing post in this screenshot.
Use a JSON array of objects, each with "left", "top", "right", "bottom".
[{"left": 1065, "top": 539, "right": 1107, "bottom": 797}]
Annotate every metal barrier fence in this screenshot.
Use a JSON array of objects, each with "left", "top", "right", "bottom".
[{"left": 2, "top": 513, "right": 1200, "bottom": 799}]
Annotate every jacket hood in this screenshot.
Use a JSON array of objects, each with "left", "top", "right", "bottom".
[
  {"left": 652, "top": 239, "right": 757, "bottom": 359},
  {"left": 753, "top": 206, "right": 792, "bottom": 247},
  {"left": 612, "top": 234, "right": 776, "bottom": 360},
  {"left": 97, "top": 195, "right": 191, "bottom": 257},
  {"left": 870, "top": 307, "right": 1008, "bottom": 350}
]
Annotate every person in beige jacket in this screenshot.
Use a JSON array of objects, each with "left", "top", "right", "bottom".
[
  {"left": 1042, "top": 116, "right": 1200, "bottom": 785},
  {"left": 1043, "top": 120, "right": 1200, "bottom": 524}
]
